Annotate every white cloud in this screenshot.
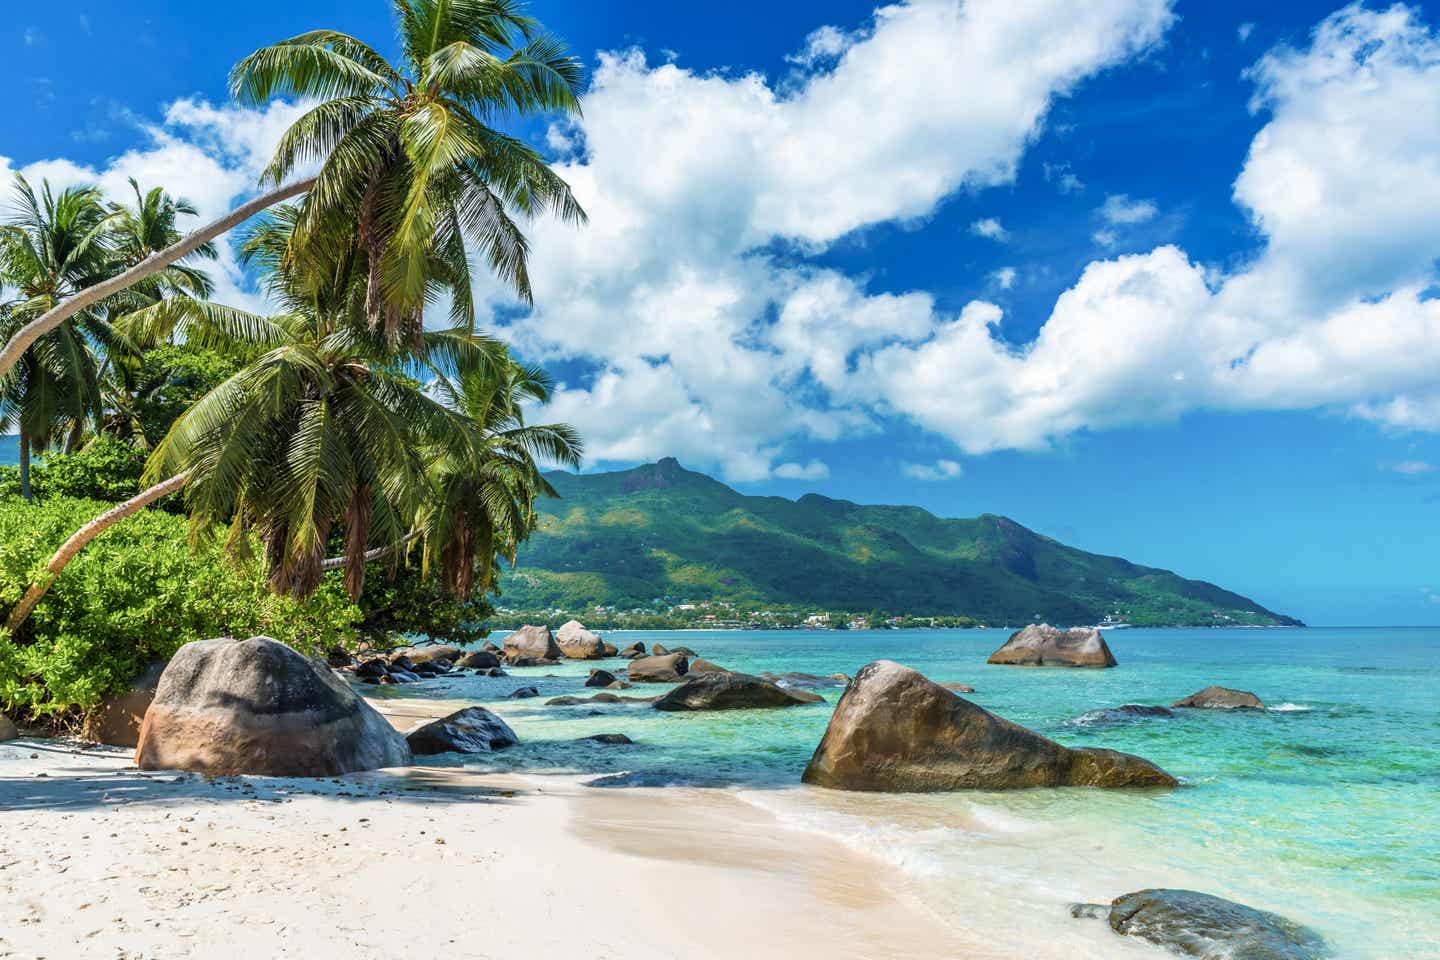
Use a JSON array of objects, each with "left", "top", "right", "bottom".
[
  {"left": 493, "top": 0, "right": 1176, "bottom": 480},
  {"left": 1099, "top": 193, "right": 1159, "bottom": 224},
  {"left": 990, "top": 266, "right": 1017, "bottom": 289},
  {"left": 1390, "top": 460, "right": 1434, "bottom": 475},
  {"left": 1238, "top": 22, "right": 1256, "bottom": 43},
  {"left": 1043, "top": 161, "right": 1085, "bottom": 193},
  {"left": 901, "top": 459, "right": 964, "bottom": 481},
  {"left": 857, "top": 4, "right": 1440, "bottom": 452},
  {"left": 787, "top": 25, "right": 858, "bottom": 67},
  {"left": 774, "top": 459, "right": 831, "bottom": 480},
  {"left": 1092, "top": 229, "right": 1119, "bottom": 248},
  {"left": 0, "top": 97, "right": 310, "bottom": 313},
  {"left": 969, "top": 217, "right": 1009, "bottom": 241}
]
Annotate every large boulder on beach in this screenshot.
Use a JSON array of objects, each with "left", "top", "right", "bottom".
[
  {"left": 454, "top": 650, "right": 501, "bottom": 670},
  {"left": 0, "top": 714, "right": 16, "bottom": 741},
  {"left": 987, "top": 624, "right": 1117, "bottom": 668},
  {"left": 503, "top": 625, "right": 562, "bottom": 664},
  {"left": 555, "top": 620, "right": 605, "bottom": 660},
  {"left": 134, "top": 637, "right": 410, "bottom": 777},
  {"left": 1099, "top": 889, "right": 1328, "bottom": 959},
  {"left": 81, "top": 661, "right": 166, "bottom": 747},
  {"left": 801, "top": 660, "right": 1176, "bottom": 792},
  {"left": 406, "top": 707, "right": 517, "bottom": 755},
  {"left": 395, "top": 645, "right": 464, "bottom": 666},
  {"left": 627, "top": 652, "right": 689, "bottom": 682},
  {"left": 654, "top": 672, "right": 820, "bottom": 711},
  {"left": 1172, "top": 686, "right": 1265, "bottom": 710}
]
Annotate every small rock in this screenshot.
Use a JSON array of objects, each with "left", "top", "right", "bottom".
[
  {"left": 585, "top": 669, "right": 618, "bottom": 688},
  {"left": 507, "top": 686, "right": 541, "bottom": 700},
  {"left": 987, "top": 624, "right": 1117, "bottom": 668},
  {"left": 582, "top": 734, "right": 634, "bottom": 745},
  {"left": 1171, "top": 686, "right": 1266, "bottom": 710}
]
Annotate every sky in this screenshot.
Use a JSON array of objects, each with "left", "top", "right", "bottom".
[{"left": 4, "top": 0, "right": 1440, "bottom": 624}]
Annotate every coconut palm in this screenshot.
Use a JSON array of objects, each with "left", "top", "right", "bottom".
[
  {"left": 420, "top": 357, "right": 580, "bottom": 600},
  {"left": 0, "top": 178, "right": 123, "bottom": 497},
  {"left": 229, "top": 0, "right": 585, "bottom": 345}
]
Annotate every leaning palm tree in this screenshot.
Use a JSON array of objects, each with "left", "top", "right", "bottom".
[
  {"left": 0, "top": 0, "right": 586, "bottom": 379},
  {"left": 230, "top": 0, "right": 585, "bottom": 344},
  {"left": 0, "top": 178, "right": 123, "bottom": 496}
]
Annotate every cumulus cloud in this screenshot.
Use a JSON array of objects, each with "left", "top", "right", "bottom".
[
  {"left": 493, "top": 0, "right": 1176, "bottom": 479},
  {"left": 990, "top": 266, "right": 1017, "bottom": 289},
  {"left": 857, "top": 3, "right": 1440, "bottom": 452},
  {"left": 0, "top": 97, "right": 310, "bottom": 312},
  {"left": 1098, "top": 193, "right": 1159, "bottom": 224},
  {"left": 901, "top": 459, "right": 964, "bottom": 481},
  {"left": 774, "top": 460, "right": 831, "bottom": 480},
  {"left": 969, "top": 217, "right": 1009, "bottom": 241}
]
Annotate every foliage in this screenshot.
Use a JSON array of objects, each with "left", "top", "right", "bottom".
[
  {"left": 502, "top": 459, "right": 1303, "bottom": 628},
  {"left": 0, "top": 496, "right": 360, "bottom": 717},
  {"left": 0, "top": 434, "right": 147, "bottom": 503},
  {"left": 107, "top": 344, "right": 245, "bottom": 446},
  {"left": 230, "top": 0, "right": 585, "bottom": 345},
  {"left": 355, "top": 562, "right": 494, "bottom": 648}
]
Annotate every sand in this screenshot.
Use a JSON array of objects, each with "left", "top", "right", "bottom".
[{"left": 0, "top": 709, "right": 979, "bottom": 959}]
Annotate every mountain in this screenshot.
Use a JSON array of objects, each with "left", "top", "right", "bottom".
[{"left": 504, "top": 458, "right": 1301, "bottom": 627}]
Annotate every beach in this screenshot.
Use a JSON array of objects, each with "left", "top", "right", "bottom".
[
  {"left": 0, "top": 733, "right": 973, "bottom": 960},
  {"left": 4, "top": 626, "right": 1437, "bottom": 959}
]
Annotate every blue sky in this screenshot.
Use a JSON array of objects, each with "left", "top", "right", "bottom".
[{"left": 5, "top": 1, "right": 1440, "bottom": 624}]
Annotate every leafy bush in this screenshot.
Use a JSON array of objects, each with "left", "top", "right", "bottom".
[
  {"left": 0, "top": 435, "right": 146, "bottom": 503},
  {"left": 355, "top": 562, "right": 494, "bottom": 648},
  {"left": 0, "top": 496, "right": 360, "bottom": 718}
]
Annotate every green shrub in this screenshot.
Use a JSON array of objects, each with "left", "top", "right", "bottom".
[
  {"left": 355, "top": 562, "right": 494, "bottom": 648},
  {"left": 0, "top": 435, "right": 146, "bottom": 503},
  {"left": 0, "top": 496, "right": 360, "bottom": 718}
]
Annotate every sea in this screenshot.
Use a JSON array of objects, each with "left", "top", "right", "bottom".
[{"left": 363, "top": 625, "right": 1439, "bottom": 958}]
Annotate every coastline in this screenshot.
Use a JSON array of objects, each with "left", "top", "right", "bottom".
[{"left": 0, "top": 714, "right": 979, "bottom": 960}]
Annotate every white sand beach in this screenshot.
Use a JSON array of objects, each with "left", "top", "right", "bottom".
[{"left": 0, "top": 700, "right": 979, "bottom": 960}]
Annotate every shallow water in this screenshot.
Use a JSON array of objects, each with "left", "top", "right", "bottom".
[{"left": 366, "top": 627, "right": 1440, "bottom": 958}]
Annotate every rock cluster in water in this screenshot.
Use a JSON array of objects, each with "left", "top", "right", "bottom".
[
  {"left": 987, "top": 623, "right": 1118, "bottom": 668},
  {"left": 135, "top": 636, "right": 411, "bottom": 777},
  {"left": 802, "top": 660, "right": 1177, "bottom": 791}
]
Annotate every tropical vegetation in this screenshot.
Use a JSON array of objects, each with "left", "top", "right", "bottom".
[{"left": 0, "top": 0, "right": 588, "bottom": 722}]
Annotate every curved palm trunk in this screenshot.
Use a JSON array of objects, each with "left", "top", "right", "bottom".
[
  {"left": 318, "top": 529, "right": 423, "bottom": 572},
  {"left": 5, "top": 469, "right": 192, "bottom": 634},
  {"left": 0, "top": 177, "right": 317, "bottom": 381},
  {"left": 18, "top": 427, "right": 31, "bottom": 502}
]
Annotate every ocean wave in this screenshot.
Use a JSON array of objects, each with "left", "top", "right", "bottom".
[
  {"left": 1268, "top": 703, "right": 1312, "bottom": 712},
  {"left": 735, "top": 792, "right": 953, "bottom": 876}
]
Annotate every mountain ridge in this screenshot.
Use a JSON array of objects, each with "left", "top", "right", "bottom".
[{"left": 504, "top": 458, "right": 1302, "bottom": 627}]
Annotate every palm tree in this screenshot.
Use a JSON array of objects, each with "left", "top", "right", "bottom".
[
  {"left": 421, "top": 357, "right": 580, "bottom": 600},
  {"left": 229, "top": 0, "right": 585, "bottom": 344},
  {"left": 0, "top": 178, "right": 121, "bottom": 498}
]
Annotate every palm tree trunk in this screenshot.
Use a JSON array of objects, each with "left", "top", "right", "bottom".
[
  {"left": 0, "top": 177, "right": 317, "bottom": 382},
  {"left": 5, "top": 469, "right": 192, "bottom": 634},
  {"left": 319, "top": 529, "right": 423, "bottom": 571},
  {"left": 18, "top": 427, "right": 31, "bottom": 502}
]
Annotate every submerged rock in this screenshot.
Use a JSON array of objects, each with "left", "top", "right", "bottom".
[
  {"left": 507, "top": 686, "right": 540, "bottom": 700},
  {"left": 1068, "top": 704, "right": 1175, "bottom": 727},
  {"left": 1172, "top": 686, "right": 1266, "bottom": 710},
  {"left": 1069, "top": 903, "right": 1109, "bottom": 920},
  {"left": 82, "top": 661, "right": 166, "bottom": 747},
  {"left": 801, "top": 660, "right": 1176, "bottom": 792},
  {"left": 503, "top": 625, "right": 563, "bottom": 664},
  {"left": 454, "top": 650, "right": 501, "bottom": 670},
  {"left": 555, "top": 620, "right": 605, "bottom": 660},
  {"left": 654, "top": 672, "right": 821, "bottom": 711},
  {"left": 581, "top": 733, "right": 634, "bottom": 745},
  {"left": 760, "top": 671, "right": 848, "bottom": 689},
  {"left": 406, "top": 707, "right": 517, "bottom": 755},
  {"left": 939, "top": 682, "right": 977, "bottom": 694},
  {"left": 627, "top": 653, "right": 689, "bottom": 682},
  {"left": 1103, "top": 888, "right": 1328, "bottom": 959},
  {"left": 585, "top": 669, "right": 618, "bottom": 688},
  {"left": 988, "top": 624, "right": 1117, "bottom": 668},
  {"left": 135, "top": 636, "right": 410, "bottom": 777}
]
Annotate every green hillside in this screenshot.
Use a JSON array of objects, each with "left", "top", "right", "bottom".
[{"left": 503, "top": 458, "right": 1301, "bottom": 628}]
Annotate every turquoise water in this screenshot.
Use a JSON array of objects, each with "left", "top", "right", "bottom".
[{"left": 366, "top": 627, "right": 1439, "bottom": 958}]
